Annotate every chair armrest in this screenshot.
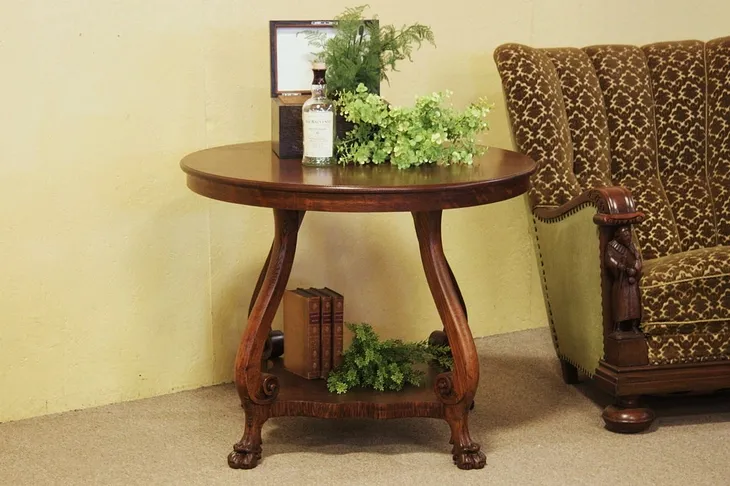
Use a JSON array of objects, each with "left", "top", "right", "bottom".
[
  {"left": 532, "top": 185, "right": 648, "bottom": 371},
  {"left": 532, "top": 202, "right": 605, "bottom": 375},
  {"left": 533, "top": 187, "right": 645, "bottom": 226}
]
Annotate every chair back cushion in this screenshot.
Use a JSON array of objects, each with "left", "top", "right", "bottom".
[
  {"left": 707, "top": 38, "right": 730, "bottom": 246},
  {"left": 495, "top": 37, "right": 730, "bottom": 260}
]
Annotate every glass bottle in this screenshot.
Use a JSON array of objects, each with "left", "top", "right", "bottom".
[{"left": 302, "top": 62, "right": 335, "bottom": 166}]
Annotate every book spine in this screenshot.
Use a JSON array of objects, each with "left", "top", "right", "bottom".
[
  {"left": 332, "top": 294, "right": 344, "bottom": 369},
  {"left": 306, "top": 296, "right": 321, "bottom": 379},
  {"left": 319, "top": 295, "right": 332, "bottom": 378}
]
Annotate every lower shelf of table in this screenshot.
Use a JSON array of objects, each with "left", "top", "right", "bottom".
[{"left": 265, "top": 360, "right": 446, "bottom": 420}]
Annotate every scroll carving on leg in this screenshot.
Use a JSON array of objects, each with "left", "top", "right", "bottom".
[
  {"left": 229, "top": 208, "right": 303, "bottom": 469},
  {"left": 413, "top": 210, "right": 485, "bottom": 470}
]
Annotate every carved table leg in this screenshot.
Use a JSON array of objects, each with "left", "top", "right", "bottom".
[
  {"left": 446, "top": 403, "right": 483, "bottom": 469},
  {"left": 413, "top": 210, "right": 485, "bottom": 470},
  {"left": 250, "top": 213, "right": 304, "bottom": 361},
  {"left": 602, "top": 395, "right": 655, "bottom": 434},
  {"left": 428, "top": 258, "right": 467, "bottom": 348},
  {"left": 229, "top": 208, "right": 303, "bottom": 469},
  {"left": 228, "top": 402, "right": 268, "bottom": 469}
]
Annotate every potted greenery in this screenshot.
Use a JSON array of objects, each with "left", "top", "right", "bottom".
[
  {"left": 303, "top": 5, "right": 435, "bottom": 99},
  {"left": 304, "top": 5, "right": 492, "bottom": 169},
  {"left": 337, "top": 84, "right": 491, "bottom": 169},
  {"left": 327, "top": 322, "right": 452, "bottom": 394},
  {"left": 303, "top": 5, "right": 435, "bottom": 139}
]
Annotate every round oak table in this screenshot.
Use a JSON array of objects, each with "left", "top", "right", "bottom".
[{"left": 180, "top": 141, "right": 535, "bottom": 470}]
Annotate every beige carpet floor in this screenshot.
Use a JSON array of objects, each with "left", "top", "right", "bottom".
[{"left": 2, "top": 327, "right": 729, "bottom": 486}]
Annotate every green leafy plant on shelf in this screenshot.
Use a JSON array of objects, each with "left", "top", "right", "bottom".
[
  {"left": 302, "top": 5, "right": 435, "bottom": 98},
  {"left": 336, "top": 83, "right": 492, "bottom": 169},
  {"left": 327, "top": 322, "right": 453, "bottom": 394}
]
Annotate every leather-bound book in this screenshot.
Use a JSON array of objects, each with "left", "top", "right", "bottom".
[
  {"left": 283, "top": 289, "right": 321, "bottom": 379},
  {"left": 320, "top": 287, "right": 344, "bottom": 369},
  {"left": 308, "top": 288, "right": 332, "bottom": 378}
]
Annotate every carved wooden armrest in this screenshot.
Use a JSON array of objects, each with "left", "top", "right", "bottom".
[
  {"left": 535, "top": 186, "right": 648, "bottom": 365},
  {"left": 533, "top": 187, "right": 646, "bottom": 226}
]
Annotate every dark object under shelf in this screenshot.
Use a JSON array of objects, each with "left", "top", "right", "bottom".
[{"left": 263, "top": 330, "right": 284, "bottom": 360}]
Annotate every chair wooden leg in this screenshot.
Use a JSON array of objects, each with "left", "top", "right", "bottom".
[
  {"left": 559, "top": 359, "right": 580, "bottom": 385},
  {"left": 602, "top": 395, "right": 655, "bottom": 433}
]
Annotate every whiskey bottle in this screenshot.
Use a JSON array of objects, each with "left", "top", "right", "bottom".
[{"left": 302, "top": 62, "right": 335, "bottom": 166}]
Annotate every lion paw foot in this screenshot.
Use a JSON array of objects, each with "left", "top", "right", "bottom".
[
  {"left": 452, "top": 444, "right": 486, "bottom": 470},
  {"left": 227, "top": 446, "right": 262, "bottom": 469}
]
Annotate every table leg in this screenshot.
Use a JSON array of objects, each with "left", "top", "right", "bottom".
[
  {"left": 251, "top": 213, "right": 305, "bottom": 361},
  {"left": 412, "top": 210, "right": 486, "bottom": 470},
  {"left": 428, "top": 260, "right": 467, "bottom": 346},
  {"left": 428, "top": 262, "right": 476, "bottom": 412},
  {"left": 228, "top": 208, "right": 304, "bottom": 469}
]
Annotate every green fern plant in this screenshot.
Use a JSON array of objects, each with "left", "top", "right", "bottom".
[
  {"left": 326, "top": 322, "right": 453, "bottom": 394},
  {"left": 335, "top": 83, "right": 491, "bottom": 168},
  {"left": 301, "top": 5, "right": 435, "bottom": 98}
]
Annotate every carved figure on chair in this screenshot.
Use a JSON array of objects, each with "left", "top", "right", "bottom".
[{"left": 605, "top": 226, "right": 642, "bottom": 335}]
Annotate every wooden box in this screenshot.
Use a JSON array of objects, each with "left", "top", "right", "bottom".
[
  {"left": 269, "top": 20, "right": 336, "bottom": 159},
  {"left": 271, "top": 95, "right": 308, "bottom": 159}
]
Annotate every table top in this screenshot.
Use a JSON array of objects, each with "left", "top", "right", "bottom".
[{"left": 180, "top": 142, "right": 536, "bottom": 212}]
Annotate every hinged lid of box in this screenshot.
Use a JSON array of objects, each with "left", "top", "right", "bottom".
[{"left": 269, "top": 20, "right": 337, "bottom": 98}]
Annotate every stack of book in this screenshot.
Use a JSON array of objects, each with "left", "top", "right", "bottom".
[{"left": 282, "top": 287, "right": 344, "bottom": 380}]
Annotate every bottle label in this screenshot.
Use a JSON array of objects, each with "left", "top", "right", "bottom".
[{"left": 303, "top": 112, "right": 334, "bottom": 158}]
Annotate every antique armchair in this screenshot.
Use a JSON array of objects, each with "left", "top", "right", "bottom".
[{"left": 494, "top": 37, "right": 730, "bottom": 432}]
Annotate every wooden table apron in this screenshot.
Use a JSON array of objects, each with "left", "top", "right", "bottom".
[{"left": 180, "top": 142, "right": 536, "bottom": 471}]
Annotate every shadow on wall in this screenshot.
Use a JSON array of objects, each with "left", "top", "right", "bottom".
[
  {"left": 300, "top": 211, "right": 436, "bottom": 343},
  {"left": 212, "top": 257, "right": 263, "bottom": 383},
  {"left": 125, "top": 193, "right": 213, "bottom": 396},
  {"left": 210, "top": 206, "right": 273, "bottom": 383},
  {"left": 209, "top": 207, "right": 384, "bottom": 382}
]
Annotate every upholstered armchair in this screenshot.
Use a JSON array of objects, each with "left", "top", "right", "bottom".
[{"left": 494, "top": 37, "right": 730, "bottom": 433}]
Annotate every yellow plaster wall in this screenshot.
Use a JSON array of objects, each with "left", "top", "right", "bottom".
[{"left": 1, "top": 0, "right": 727, "bottom": 422}]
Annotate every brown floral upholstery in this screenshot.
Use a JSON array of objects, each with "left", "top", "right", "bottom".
[
  {"left": 543, "top": 48, "right": 612, "bottom": 190},
  {"left": 493, "top": 44, "right": 581, "bottom": 208},
  {"left": 642, "top": 246, "right": 730, "bottom": 364},
  {"left": 495, "top": 36, "right": 730, "bottom": 367},
  {"left": 643, "top": 41, "right": 715, "bottom": 252},
  {"left": 584, "top": 44, "right": 682, "bottom": 260},
  {"left": 707, "top": 37, "right": 730, "bottom": 245}
]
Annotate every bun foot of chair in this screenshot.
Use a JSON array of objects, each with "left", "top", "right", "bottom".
[{"left": 602, "top": 396, "right": 655, "bottom": 434}]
